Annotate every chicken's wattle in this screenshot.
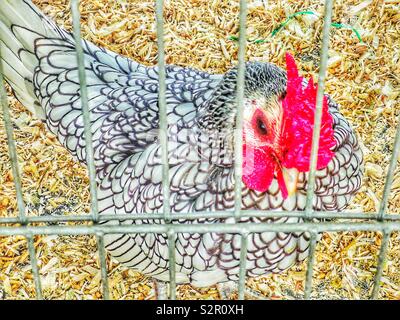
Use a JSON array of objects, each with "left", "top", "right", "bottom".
[{"left": 242, "top": 53, "right": 337, "bottom": 198}]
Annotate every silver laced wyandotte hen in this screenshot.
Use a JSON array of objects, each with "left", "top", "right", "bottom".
[{"left": 0, "top": 0, "right": 363, "bottom": 299}]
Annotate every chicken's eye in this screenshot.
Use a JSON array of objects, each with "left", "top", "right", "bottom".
[
  {"left": 256, "top": 117, "right": 268, "bottom": 136},
  {"left": 279, "top": 92, "right": 287, "bottom": 102}
]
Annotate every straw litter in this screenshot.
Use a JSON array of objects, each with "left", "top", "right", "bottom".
[{"left": 0, "top": 0, "right": 399, "bottom": 299}]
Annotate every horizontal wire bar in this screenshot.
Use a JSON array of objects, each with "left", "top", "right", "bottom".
[
  {"left": 1, "top": 220, "right": 400, "bottom": 237},
  {"left": 2, "top": 210, "right": 400, "bottom": 225}
]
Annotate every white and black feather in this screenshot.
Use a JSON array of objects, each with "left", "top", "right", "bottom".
[{"left": 0, "top": 0, "right": 363, "bottom": 287}]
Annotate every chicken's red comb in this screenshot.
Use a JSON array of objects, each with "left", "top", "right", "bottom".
[
  {"left": 280, "top": 52, "right": 336, "bottom": 172},
  {"left": 285, "top": 52, "right": 300, "bottom": 81}
]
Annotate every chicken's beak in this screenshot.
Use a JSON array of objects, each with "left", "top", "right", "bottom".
[{"left": 281, "top": 167, "right": 299, "bottom": 197}]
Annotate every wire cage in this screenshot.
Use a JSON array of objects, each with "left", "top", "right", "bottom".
[{"left": 0, "top": 0, "right": 399, "bottom": 300}]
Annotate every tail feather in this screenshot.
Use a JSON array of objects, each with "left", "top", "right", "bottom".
[{"left": 0, "top": 0, "right": 60, "bottom": 119}]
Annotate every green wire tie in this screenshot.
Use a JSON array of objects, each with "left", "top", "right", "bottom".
[
  {"left": 228, "top": 10, "right": 363, "bottom": 44},
  {"left": 330, "top": 22, "right": 363, "bottom": 43},
  {"left": 271, "top": 10, "right": 316, "bottom": 37}
]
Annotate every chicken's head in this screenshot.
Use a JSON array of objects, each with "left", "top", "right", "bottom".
[{"left": 242, "top": 53, "right": 336, "bottom": 198}]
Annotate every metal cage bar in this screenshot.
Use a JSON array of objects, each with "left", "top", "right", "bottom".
[
  {"left": 235, "top": 0, "right": 248, "bottom": 299},
  {"left": 368, "top": 106, "right": 400, "bottom": 298},
  {"left": 234, "top": 0, "right": 247, "bottom": 222},
  {"left": 167, "top": 230, "right": 177, "bottom": 299},
  {"left": 155, "top": 0, "right": 177, "bottom": 299},
  {"left": 238, "top": 232, "right": 248, "bottom": 300},
  {"left": 70, "top": 0, "right": 100, "bottom": 223},
  {"left": 0, "top": 0, "right": 399, "bottom": 301},
  {"left": 0, "top": 46, "right": 44, "bottom": 299},
  {"left": 2, "top": 209, "right": 400, "bottom": 225},
  {"left": 155, "top": 0, "right": 171, "bottom": 224},
  {"left": 70, "top": 0, "right": 110, "bottom": 300},
  {"left": 366, "top": 44, "right": 400, "bottom": 300},
  {"left": 96, "top": 233, "right": 110, "bottom": 299},
  {"left": 304, "top": 232, "right": 318, "bottom": 299},
  {"left": 303, "top": 0, "right": 334, "bottom": 299},
  {"left": 370, "top": 98, "right": 400, "bottom": 298},
  {"left": 371, "top": 230, "right": 391, "bottom": 299},
  {"left": 26, "top": 235, "right": 43, "bottom": 299},
  {"left": 0, "top": 63, "right": 26, "bottom": 225},
  {"left": 305, "top": 0, "right": 334, "bottom": 215},
  {"left": 2, "top": 220, "right": 400, "bottom": 237},
  {"left": 378, "top": 111, "right": 400, "bottom": 220}
]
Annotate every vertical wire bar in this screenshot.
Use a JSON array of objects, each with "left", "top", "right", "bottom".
[
  {"left": 370, "top": 108, "right": 400, "bottom": 299},
  {"left": 156, "top": 0, "right": 175, "bottom": 299},
  {"left": 303, "top": 0, "right": 334, "bottom": 299},
  {"left": 237, "top": 232, "right": 248, "bottom": 300},
  {"left": 0, "top": 48, "right": 26, "bottom": 224},
  {"left": 371, "top": 230, "right": 390, "bottom": 299},
  {"left": 167, "top": 230, "right": 177, "bottom": 300},
  {"left": 70, "top": 0, "right": 99, "bottom": 223},
  {"left": 377, "top": 113, "right": 400, "bottom": 220},
  {"left": 26, "top": 235, "right": 43, "bottom": 300},
  {"left": 304, "top": 0, "right": 334, "bottom": 216},
  {"left": 371, "top": 107, "right": 400, "bottom": 297},
  {"left": 155, "top": 0, "right": 171, "bottom": 223},
  {"left": 0, "top": 47, "right": 43, "bottom": 299},
  {"left": 70, "top": 0, "right": 109, "bottom": 300},
  {"left": 234, "top": 0, "right": 247, "bottom": 221},
  {"left": 96, "top": 233, "right": 110, "bottom": 300},
  {"left": 304, "top": 231, "right": 317, "bottom": 299}
]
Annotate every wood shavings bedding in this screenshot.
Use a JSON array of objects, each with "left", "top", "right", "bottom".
[{"left": 0, "top": 0, "right": 399, "bottom": 299}]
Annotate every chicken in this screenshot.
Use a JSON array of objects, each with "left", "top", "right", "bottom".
[{"left": 0, "top": 0, "right": 363, "bottom": 298}]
